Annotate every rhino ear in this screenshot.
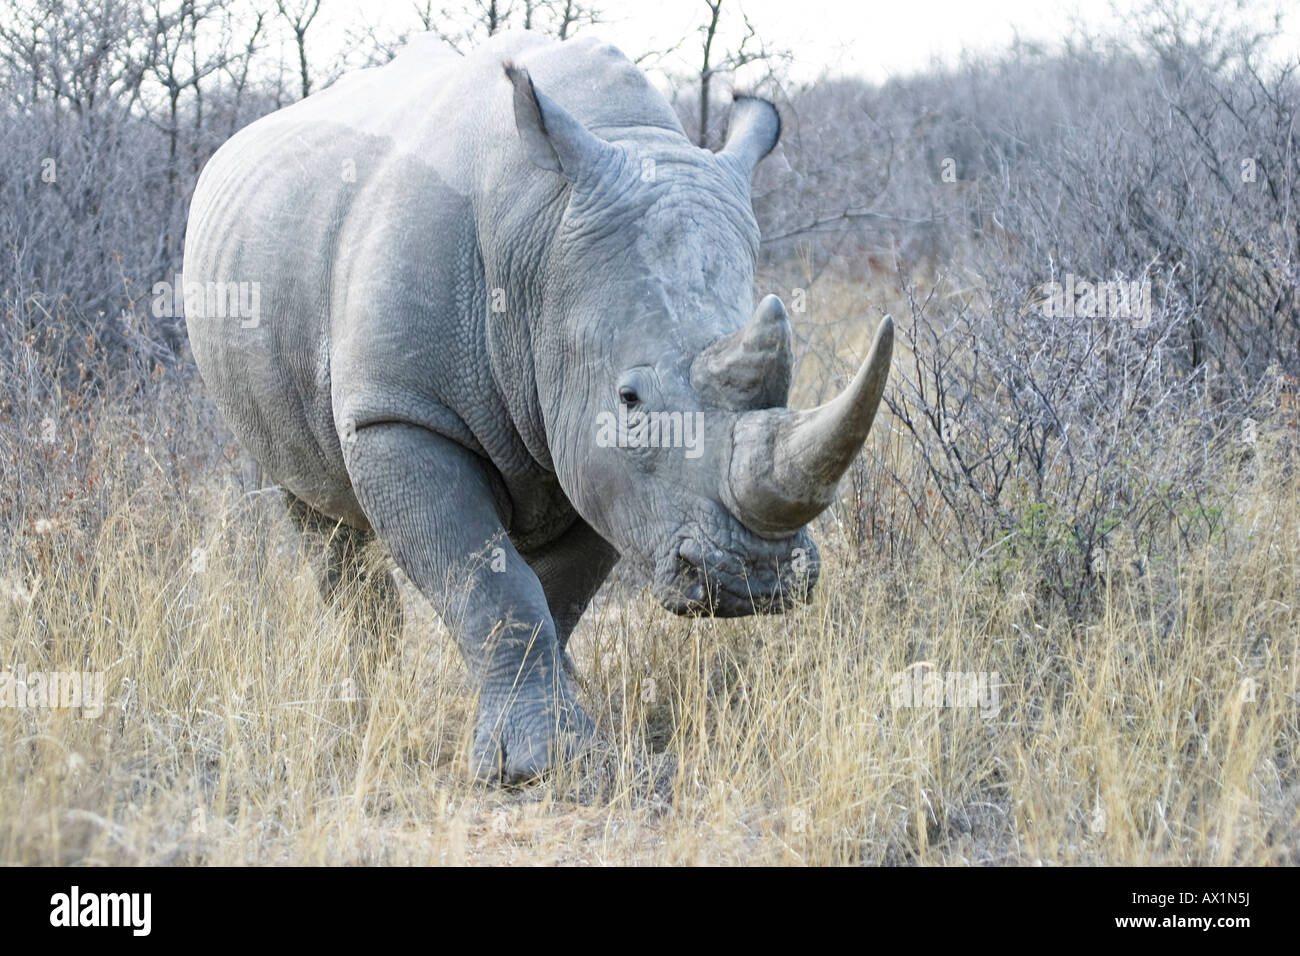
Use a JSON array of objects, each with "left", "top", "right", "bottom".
[
  {"left": 718, "top": 94, "right": 781, "bottom": 180},
  {"left": 505, "top": 63, "right": 614, "bottom": 184}
]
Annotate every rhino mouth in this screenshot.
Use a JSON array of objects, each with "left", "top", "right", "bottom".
[{"left": 651, "top": 528, "right": 819, "bottom": 617}]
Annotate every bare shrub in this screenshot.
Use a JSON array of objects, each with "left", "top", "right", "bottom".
[{"left": 760, "top": 3, "right": 1299, "bottom": 617}]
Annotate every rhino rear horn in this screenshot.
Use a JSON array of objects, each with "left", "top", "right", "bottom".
[
  {"left": 505, "top": 63, "right": 617, "bottom": 186},
  {"left": 691, "top": 294, "right": 793, "bottom": 410}
]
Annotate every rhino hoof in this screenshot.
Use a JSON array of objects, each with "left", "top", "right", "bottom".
[{"left": 471, "top": 692, "right": 596, "bottom": 786}]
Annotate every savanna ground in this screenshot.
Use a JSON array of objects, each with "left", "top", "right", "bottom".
[
  {"left": 2, "top": 0, "right": 1300, "bottom": 865},
  {"left": 2, "top": 272, "right": 1296, "bottom": 866}
]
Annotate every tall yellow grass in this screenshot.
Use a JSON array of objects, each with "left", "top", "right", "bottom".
[{"left": 2, "top": 351, "right": 1294, "bottom": 865}]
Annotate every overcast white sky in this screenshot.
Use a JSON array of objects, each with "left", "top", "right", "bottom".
[
  {"left": 579, "top": 0, "right": 1137, "bottom": 81},
  {"left": 299, "top": 0, "right": 1295, "bottom": 86}
]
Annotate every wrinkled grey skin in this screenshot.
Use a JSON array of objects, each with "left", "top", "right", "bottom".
[{"left": 184, "top": 31, "right": 891, "bottom": 784}]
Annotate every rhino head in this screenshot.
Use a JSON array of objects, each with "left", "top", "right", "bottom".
[{"left": 505, "top": 65, "right": 893, "bottom": 617}]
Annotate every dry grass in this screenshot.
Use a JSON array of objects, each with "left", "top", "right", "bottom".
[{"left": 2, "top": 330, "right": 1296, "bottom": 866}]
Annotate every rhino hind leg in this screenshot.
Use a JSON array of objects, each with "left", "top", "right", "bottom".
[{"left": 285, "top": 491, "right": 404, "bottom": 655}]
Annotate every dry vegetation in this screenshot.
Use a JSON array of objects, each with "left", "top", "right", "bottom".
[{"left": 1, "top": 276, "right": 1296, "bottom": 865}]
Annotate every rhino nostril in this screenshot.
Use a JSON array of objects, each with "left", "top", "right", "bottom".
[{"left": 677, "top": 536, "right": 704, "bottom": 564}]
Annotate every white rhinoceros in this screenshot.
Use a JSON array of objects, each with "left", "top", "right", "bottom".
[{"left": 183, "top": 30, "right": 892, "bottom": 783}]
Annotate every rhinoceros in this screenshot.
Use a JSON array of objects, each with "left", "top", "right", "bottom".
[{"left": 183, "top": 30, "right": 892, "bottom": 783}]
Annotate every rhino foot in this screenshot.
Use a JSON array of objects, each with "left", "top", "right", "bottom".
[{"left": 471, "top": 685, "right": 596, "bottom": 785}]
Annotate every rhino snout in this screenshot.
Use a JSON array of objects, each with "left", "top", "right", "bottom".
[{"left": 653, "top": 530, "right": 819, "bottom": 618}]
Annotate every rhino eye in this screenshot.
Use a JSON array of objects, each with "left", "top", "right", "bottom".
[{"left": 617, "top": 384, "right": 640, "bottom": 406}]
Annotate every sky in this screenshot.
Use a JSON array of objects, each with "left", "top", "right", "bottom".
[
  {"left": 299, "top": 0, "right": 1296, "bottom": 86},
  {"left": 577, "top": 0, "right": 1134, "bottom": 81}
]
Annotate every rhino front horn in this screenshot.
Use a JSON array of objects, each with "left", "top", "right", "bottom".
[{"left": 725, "top": 314, "right": 894, "bottom": 537}]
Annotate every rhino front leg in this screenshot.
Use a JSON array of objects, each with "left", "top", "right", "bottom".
[
  {"left": 521, "top": 517, "right": 620, "bottom": 663},
  {"left": 341, "top": 421, "right": 593, "bottom": 784}
]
